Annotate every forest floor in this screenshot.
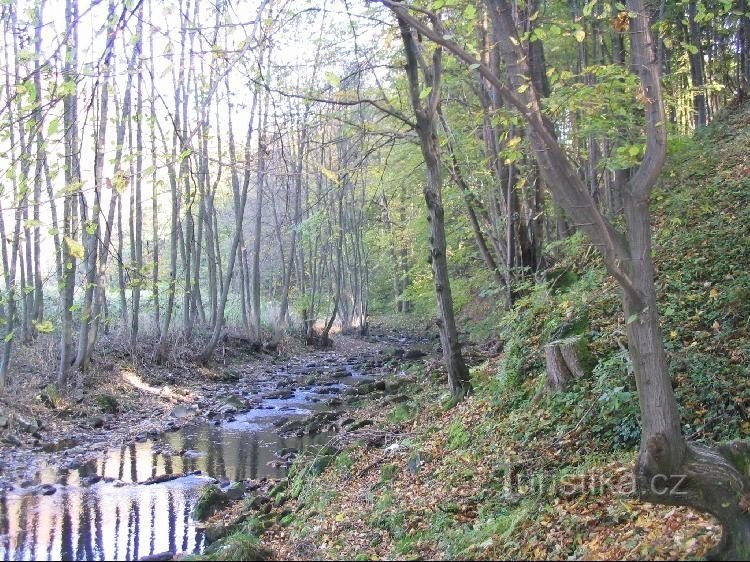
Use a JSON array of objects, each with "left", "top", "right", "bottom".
[{"left": 193, "top": 103, "right": 750, "bottom": 560}]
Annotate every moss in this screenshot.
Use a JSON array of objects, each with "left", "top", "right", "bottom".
[
  {"left": 380, "top": 463, "right": 399, "bottom": 483},
  {"left": 199, "top": 532, "right": 274, "bottom": 561},
  {"left": 94, "top": 394, "right": 118, "bottom": 414},
  {"left": 309, "top": 455, "right": 334, "bottom": 476},
  {"left": 193, "top": 484, "right": 230, "bottom": 521}
]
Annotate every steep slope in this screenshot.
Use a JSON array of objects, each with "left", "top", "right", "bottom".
[{"left": 199, "top": 102, "right": 750, "bottom": 561}]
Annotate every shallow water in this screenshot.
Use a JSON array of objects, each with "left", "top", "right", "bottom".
[{"left": 0, "top": 383, "right": 342, "bottom": 561}]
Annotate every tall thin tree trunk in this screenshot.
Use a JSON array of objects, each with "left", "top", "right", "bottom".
[
  {"left": 394, "top": 14, "right": 471, "bottom": 398},
  {"left": 58, "top": 0, "right": 80, "bottom": 387}
]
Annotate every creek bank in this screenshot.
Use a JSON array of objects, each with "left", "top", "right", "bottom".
[{"left": 0, "top": 333, "right": 432, "bottom": 561}]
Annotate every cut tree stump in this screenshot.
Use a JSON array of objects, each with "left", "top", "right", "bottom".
[{"left": 544, "top": 336, "right": 594, "bottom": 391}]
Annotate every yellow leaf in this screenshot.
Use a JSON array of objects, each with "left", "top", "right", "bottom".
[
  {"left": 64, "top": 236, "right": 85, "bottom": 260},
  {"left": 320, "top": 166, "right": 339, "bottom": 184},
  {"left": 709, "top": 287, "right": 719, "bottom": 300}
]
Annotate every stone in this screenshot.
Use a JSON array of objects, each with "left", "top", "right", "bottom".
[
  {"left": 4, "top": 435, "right": 22, "bottom": 446},
  {"left": 272, "top": 416, "right": 290, "bottom": 428},
  {"left": 403, "top": 348, "right": 426, "bottom": 360},
  {"left": 16, "top": 416, "right": 38, "bottom": 433},
  {"left": 138, "top": 552, "right": 175, "bottom": 561},
  {"left": 38, "top": 484, "right": 56, "bottom": 496},
  {"left": 169, "top": 405, "right": 192, "bottom": 419},
  {"left": 218, "top": 404, "right": 237, "bottom": 416}
]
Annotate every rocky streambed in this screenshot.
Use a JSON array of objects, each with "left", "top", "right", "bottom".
[{"left": 0, "top": 334, "right": 428, "bottom": 561}]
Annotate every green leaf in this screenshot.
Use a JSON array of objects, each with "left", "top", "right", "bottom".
[
  {"left": 574, "top": 29, "right": 586, "bottom": 43},
  {"left": 419, "top": 86, "right": 432, "bottom": 100},
  {"left": 463, "top": 4, "right": 476, "bottom": 19},
  {"left": 47, "top": 117, "right": 60, "bottom": 136},
  {"left": 324, "top": 71, "right": 341, "bottom": 89}
]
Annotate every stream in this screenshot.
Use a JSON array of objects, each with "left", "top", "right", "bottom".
[{"left": 0, "top": 343, "right": 410, "bottom": 561}]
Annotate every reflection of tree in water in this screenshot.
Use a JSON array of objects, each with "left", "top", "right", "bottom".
[
  {"left": 131, "top": 496, "right": 141, "bottom": 560},
  {"left": 75, "top": 492, "right": 93, "bottom": 560},
  {"left": 149, "top": 495, "right": 156, "bottom": 555},
  {"left": 167, "top": 489, "right": 176, "bottom": 555},
  {"left": 129, "top": 443, "right": 138, "bottom": 483},
  {"left": 60, "top": 492, "right": 73, "bottom": 561},
  {"left": 45, "top": 503, "right": 58, "bottom": 560},
  {"left": 113, "top": 504, "right": 121, "bottom": 561},
  {"left": 209, "top": 427, "right": 227, "bottom": 480},
  {"left": 94, "top": 492, "right": 104, "bottom": 559},
  {"left": 249, "top": 432, "right": 259, "bottom": 479},
  {"left": 0, "top": 493, "right": 9, "bottom": 551},
  {"left": 117, "top": 445, "right": 126, "bottom": 482},
  {"left": 17, "top": 494, "right": 32, "bottom": 560},
  {"left": 234, "top": 431, "right": 249, "bottom": 481},
  {"left": 181, "top": 492, "right": 190, "bottom": 552},
  {"left": 2, "top": 416, "right": 334, "bottom": 561}
]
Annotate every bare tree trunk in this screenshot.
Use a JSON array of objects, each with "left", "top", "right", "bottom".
[
  {"left": 58, "top": 0, "right": 80, "bottom": 387},
  {"left": 393, "top": 13, "right": 471, "bottom": 398},
  {"left": 156, "top": 0, "right": 189, "bottom": 363},
  {"left": 32, "top": 0, "right": 46, "bottom": 328},
  {"left": 196, "top": 61, "right": 262, "bottom": 363},
  {"left": 687, "top": 0, "right": 707, "bottom": 127},
  {"left": 130, "top": 8, "right": 144, "bottom": 348},
  {"left": 149, "top": 0, "right": 160, "bottom": 338},
  {"left": 251, "top": 83, "right": 271, "bottom": 342},
  {"left": 74, "top": 1, "right": 116, "bottom": 370}
]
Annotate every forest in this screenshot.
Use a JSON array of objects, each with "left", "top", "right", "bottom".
[{"left": 0, "top": 0, "right": 748, "bottom": 560}]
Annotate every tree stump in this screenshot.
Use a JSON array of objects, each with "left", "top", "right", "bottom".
[{"left": 544, "top": 336, "right": 594, "bottom": 391}]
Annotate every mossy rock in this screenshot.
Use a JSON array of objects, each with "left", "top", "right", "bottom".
[
  {"left": 268, "top": 478, "right": 288, "bottom": 499},
  {"left": 193, "top": 484, "right": 230, "bottom": 521}
]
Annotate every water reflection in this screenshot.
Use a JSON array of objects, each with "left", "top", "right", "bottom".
[{"left": 0, "top": 406, "right": 330, "bottom": 561}]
